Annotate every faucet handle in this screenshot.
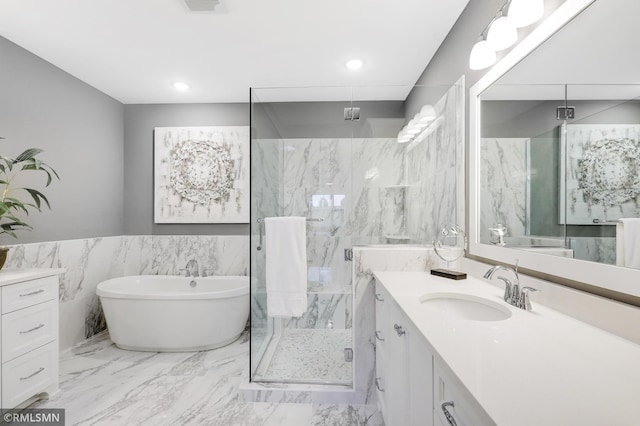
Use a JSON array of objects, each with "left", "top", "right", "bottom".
[
  {"left": 519, "top": 287, "right": 539, "bottom": 311},
  {"left": 495, "top": 276, "right": 512, "bottom": 302}
]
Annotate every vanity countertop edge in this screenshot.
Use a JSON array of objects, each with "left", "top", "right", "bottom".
[
  {"left": 0, "top": 268, "right": 65, "bottom": 286},
  {"left": 373, "top": 270, "right": 640, "bottom": 426}
]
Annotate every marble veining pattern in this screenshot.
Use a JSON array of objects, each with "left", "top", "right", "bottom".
[
  {"left": 35, "top": 331, "right": 382, "bottom": 426},
  {"left": 5, "top": 235, "right": 249, "bottom": 352},
  {"left": 405, "top": 76, "right": 465, "bottom": 244},
  {"left": 480, "top": 138, "right": 528, "bottom": 243}
]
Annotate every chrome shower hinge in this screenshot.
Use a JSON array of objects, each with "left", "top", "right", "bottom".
[
  {"left": 344, "top": 348, "right": 353, "bottom": 362},
  {"left": 344, "top": 248, "right": 353, "bottom": 261},
  {"left": 556, "top": 106, "right": 575, "bottom": 120},
  {"left": 344, "top": 107, "right": 361, "bottom": 121}
]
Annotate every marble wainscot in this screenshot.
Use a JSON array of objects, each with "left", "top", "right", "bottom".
[{"left": 5, "top": 235, "right": 249, "bottom": 352}]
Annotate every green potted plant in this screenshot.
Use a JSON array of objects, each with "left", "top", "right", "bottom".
[{"left": 0, "top": 141, "right": 59, "bottom": 270}]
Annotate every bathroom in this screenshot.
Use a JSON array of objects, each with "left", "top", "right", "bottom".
[{"left": 0, "top": 0, "right": 639, "bottom": 424}]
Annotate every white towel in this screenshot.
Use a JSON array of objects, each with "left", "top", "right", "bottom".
[
  {"left": 265, "top": 216, "right": 308, "bottom": 317},
  {"left": 618, "top": 219, "right": 640, "bottom": 268}
]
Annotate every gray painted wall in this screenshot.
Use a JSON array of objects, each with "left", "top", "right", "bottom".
[
  {"left": 123, "top": 103, "right": 250, "bottom": 235},
  {"left": 0, "top": 36, "right": 124, "bottom": 244}
]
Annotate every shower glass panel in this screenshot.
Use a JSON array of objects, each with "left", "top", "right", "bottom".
[
  {"left": 250, "top": 87, "right": 356, "bottom": 386},
  {"left": 249, "top": 85, "right": 415, "bottom": 386}
]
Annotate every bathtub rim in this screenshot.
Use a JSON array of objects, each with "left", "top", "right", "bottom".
[{"left": 97, "top": 275, "right": 249, "bottom": 300}]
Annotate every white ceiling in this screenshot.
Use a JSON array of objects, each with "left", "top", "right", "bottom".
[{"left": 0, "top": 0, "right": 469, "bottom": 104}]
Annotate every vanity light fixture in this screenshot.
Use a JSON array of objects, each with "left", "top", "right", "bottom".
[
  {"left": 469, "top": 36, "right": 497, "bottom": 70},
  {"left": 469, "top": 0, "right": 545, "bottom": 70},
  {"left": 396, "top": 105, "right": 439, "bottom": 144},
  {"left": 173, "top": 82, "right": 190, "bottom": 91},
  {"left": 486, "top": 8, "right": 518, "bottom": 51},
  {"left": 508, "top": 0, "right": 544, "bottom": 28},
  {"left": 345, "top": 59, "right": 364, "bottom": 70}
]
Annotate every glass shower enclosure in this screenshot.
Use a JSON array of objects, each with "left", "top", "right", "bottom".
[{"left": 249, "top": 85, "right": 415, "bottom": 386}]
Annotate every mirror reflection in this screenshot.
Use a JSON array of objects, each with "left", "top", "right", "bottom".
[{"left": 478, "top": 0, "right": 640, "bottom": 269}]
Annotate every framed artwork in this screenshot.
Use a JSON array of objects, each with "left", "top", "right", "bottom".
[
  {"left": 154, "top": 126, "right": 249, "bottom": 223},
  {"left": 560, "top": 124, "right": 640, "bottom": 224}
]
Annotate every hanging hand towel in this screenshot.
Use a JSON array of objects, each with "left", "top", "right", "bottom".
[
  {"left": 619, "top": 218, "right": 640, "bottom": 269},
  {"left": 265, "top": 216, "right": 308, "bottom": 317}
]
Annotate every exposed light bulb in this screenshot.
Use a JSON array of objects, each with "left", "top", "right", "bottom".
[
  {"left": 486, "top": 15, "right": 518, "bottom": 51},
  {"left": 173, "top": 82, "right": 190, "bottom": 91},
  {"left": 419, "top": 105, "right": 437, "bottom": 123},
  {"left": 469, "top": 39, "right": 497, "bottom": 70},
  {"left": 345, "top": 59, "right": 364, "bottom": 70},
  {"left": 508, "top": 0, "right": 544, "bottom": 28}
]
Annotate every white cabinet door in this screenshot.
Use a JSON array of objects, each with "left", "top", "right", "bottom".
[
  {"left": 386, "top": 302, "right": 410, "bottom": 426},
  {"left": 434, "top": 359, "right": 496, "bottom": 426},
  {"left": 409, "top": 333, "right": 434, "bottom": 426}
]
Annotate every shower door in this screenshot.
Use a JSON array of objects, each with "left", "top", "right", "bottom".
[{"left": 249, "top": 87, "right": 356, "bottom": 386}]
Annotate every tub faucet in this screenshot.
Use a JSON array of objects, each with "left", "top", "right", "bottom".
[
  {"left": 185, "top": 259, "right": 199, "bottom": 277},
  {"left": 483, "top": 260, "right": 537, "bottom": 310}
]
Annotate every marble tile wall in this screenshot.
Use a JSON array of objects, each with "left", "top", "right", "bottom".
[
  {"left": 5, "top": 235, "right": 249, "bottom": 352},
  {"left": 571, "top": 236, "right": 617, "bottom": 264},
  {"left": 276, "top": 137, "right": 404, "bottom": 330},
  {"left": 480, "top": 137, "right": 528, "bottom": 243},
  {"left": 405, "top": 76, "right": 465, "bottom": 244}
]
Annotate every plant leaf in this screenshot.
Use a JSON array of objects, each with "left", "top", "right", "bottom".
[
  {"left": 15, "top": 148, "right": 43, "bottom": 163},
  {"left": 25, "top": 188, "right": 51, "bottom": 209}
]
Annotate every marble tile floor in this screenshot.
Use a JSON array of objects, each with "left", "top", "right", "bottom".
[
  {"left": 34, "top": 331, "right": 382, "bottom": 426},
  {"left": 257, "top": 329, "right": 352, "bottom": 385}
]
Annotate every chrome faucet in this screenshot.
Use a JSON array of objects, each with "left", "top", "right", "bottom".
[
  {"left": 483, "top": 261, "right": 538, "bottom": 311},
  {"left": 488, "top": 224, "right": 507, "bottom": 247},
  {"left": 184, "top": 259, "right": 199, "bottom": 277}
]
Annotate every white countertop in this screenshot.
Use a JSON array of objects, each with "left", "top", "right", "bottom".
[
  {"left": 374, "top": 271, "right": 640, "bottom": 426},
  {"left": 0, "top": 268, "right": 64, "bottom": 286}
]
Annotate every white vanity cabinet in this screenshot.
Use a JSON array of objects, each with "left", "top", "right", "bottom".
[
  {"left": 375, "top": 282, "right": 434, "bottom": 426},
  {"left": 0, "top": 271, "right": 61, "bottom": 408},
  {"left": 433, "top": 359, "right": 495, "bottom": 426}
]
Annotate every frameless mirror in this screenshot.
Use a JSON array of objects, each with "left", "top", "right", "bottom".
[{"left": 470, "top": 0, "right": 640, "bottom": 299}]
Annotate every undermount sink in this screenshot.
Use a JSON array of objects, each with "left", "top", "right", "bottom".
[{"left": 419, "top": 292, "right": 512, "bottom": 321}]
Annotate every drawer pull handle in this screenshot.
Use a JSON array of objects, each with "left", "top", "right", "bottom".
[
  {"left": 375, "top": 293, "right": 384, "bottom": 302},
  {"left": 20, "top": 323, "right": 45, "bottom": 334},
  {"left": 19, "top": 289, "right": 45, "bottom": 297},
  {"left": 375, "top": 377, "right": 385, "bottom": 392},
  {"left": 394, "top": 323, "right": 405, "bottom": 336},
  {"left": 375, "top": 331, "right": 384, "bottom": 341},
  {"left": 20, "top": 367, "right": 45, "bottom": 381},
  {"left": 441, "top": 401, "right": 458, "bottom": 426}
]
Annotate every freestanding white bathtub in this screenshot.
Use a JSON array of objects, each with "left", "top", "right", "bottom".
[{"left": 96, "top": 275, "right": 249, "bottom": 352}]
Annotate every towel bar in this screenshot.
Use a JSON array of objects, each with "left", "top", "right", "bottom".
[
  {"left": 256, "top": 217, "right": 324, "bottom": 223},
  {"left": 256, "top": 217, "right": 324, "bottom": 250}
]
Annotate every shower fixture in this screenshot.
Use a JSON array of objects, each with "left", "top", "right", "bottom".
[{"left": 184, "top": 0, "right": 220, "bottom": 12}]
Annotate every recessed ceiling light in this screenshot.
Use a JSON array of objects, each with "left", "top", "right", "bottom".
[
  {"left": 345, "top": 59, "right": 364, "bottom": 70},
  {"left": 173, "top": 82, "right": 190, "bottom": 91}
]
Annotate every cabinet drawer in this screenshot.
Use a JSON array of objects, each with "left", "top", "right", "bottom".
[
  {"left": 2, "top": 276, "right": 58, "bottom": 313},
  {"left": 2, "top": 300, "right": 58, "bottom": 362},
  {"left": 434, "top": 360, "right": 495, "bottom": 426},
  {"left": 2, "top": 341, "right": 58, "bottom": 409}
]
